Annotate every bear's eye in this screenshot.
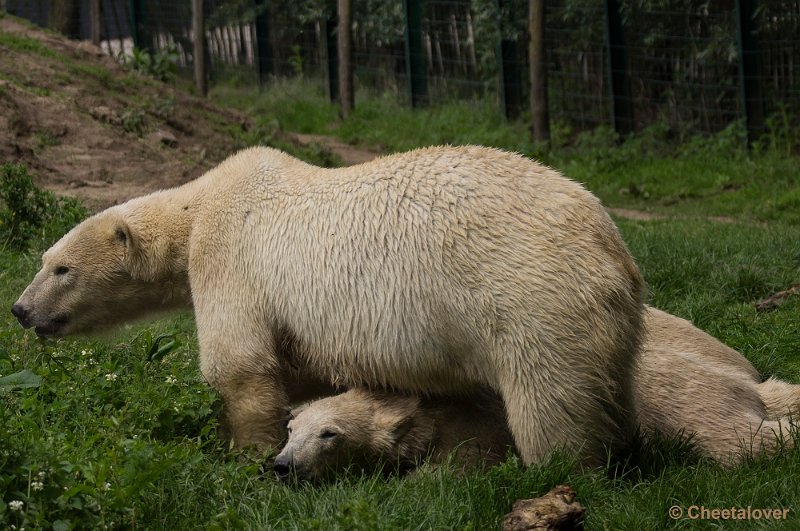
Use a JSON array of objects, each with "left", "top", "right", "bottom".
[
  {"left": 320, "top": 430, "right": 337, "bottom": 440},
  {"left": 286, "top": 427, "right": 292, "bottom": 435},
  {"left": 54, "top": 266, "right": 70, "bottom": 276}
]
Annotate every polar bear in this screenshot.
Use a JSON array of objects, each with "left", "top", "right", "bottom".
[
  {"left": 11, "top": 145, "right": 646, "bottom": 465},
  {"left": 274, "top": 388, "right": 513, "bottom": 482},
  {"left": 274, "top": 307, "right": 800, "bottom": 481}
]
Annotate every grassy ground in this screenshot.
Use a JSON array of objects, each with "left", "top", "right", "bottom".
[{"left": 2, "top": 81, "right": 800, "bottom": 529}]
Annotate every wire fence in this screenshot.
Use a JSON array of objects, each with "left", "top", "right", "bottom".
[{"left": 3, "top": 0, "right": 800, "bottom": 140}]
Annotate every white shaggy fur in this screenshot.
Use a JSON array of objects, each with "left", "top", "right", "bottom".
[
  {"left": 277, "top": 307, "right": 800, "bottom": 480},
  {"left": 13, "top": 146, "right": 646, "bottom": 464}
]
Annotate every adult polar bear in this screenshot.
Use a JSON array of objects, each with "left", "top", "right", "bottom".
[{"left": 12, "top": 145, "right": 647, "bottom": 465}]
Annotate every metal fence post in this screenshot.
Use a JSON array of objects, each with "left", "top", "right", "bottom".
[
  {"left": 128, "top": 0, "right": 150, "bottom": 52},
  {"left": 404, "top": 0, "right": 428, "bottom": 107},
  {"left": 254, "top": 0, "right": 274, "bottom": 85},
  {"left": 604, "top": 0, "right": 633, "bottom": 137},
  {"left": 324, "top": 12, "right": 339, "bottom": 103},
  {"left": 496, "top": 0, "right": 523, "bottom": 120},
  {"left": 736, "top": 0, "right": 764, "bottom": 145}
]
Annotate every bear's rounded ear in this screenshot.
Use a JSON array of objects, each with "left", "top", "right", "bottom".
[
  {"left": 113, "top": 222, "right": 132, "bottom": 249},
  {"left": 374, "top": 395, "right": 419, "bottom": 444}
]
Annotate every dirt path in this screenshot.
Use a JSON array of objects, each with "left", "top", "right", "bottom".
[{"left": 0, "top": 17, "right": 243, "bottom": 211}]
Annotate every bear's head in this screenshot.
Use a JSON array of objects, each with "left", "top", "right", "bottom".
[
  {"left": 11, "top": 201, "right": 191, "bottom": 337},
  {"left": 273, "top": 390, "right": 423, "bottom": 483}
]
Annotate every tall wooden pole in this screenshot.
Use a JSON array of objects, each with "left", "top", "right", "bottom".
[
  {"left": 337, "top": 0, "right": 354, "bottom": 118},
  {"left": 193, "top": 0, "right": 207, "bottom": 96},
  {"left": 528, "top": 0, "right": 549, "bottom": 143},
  {"left": 89, "top": 0, "right": 102, "bottom": 45}
]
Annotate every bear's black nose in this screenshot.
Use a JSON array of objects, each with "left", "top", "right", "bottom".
[
  {"left": 273, "top": 455, "right": 292, "bottom": 481},
  {"left": 11, "top": 303, "right": 29, "bottom": 326}
]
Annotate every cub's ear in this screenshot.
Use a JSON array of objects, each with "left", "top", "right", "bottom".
[{"left": 374, "top": 395, "right": 419, "bottom": 447}]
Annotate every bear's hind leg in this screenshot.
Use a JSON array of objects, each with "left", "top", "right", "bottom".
[
  {"left": 494, "top": 339, "right": 630, "bottom": 467},
  {"left": 758, "top": 377, "right": 800, "bottom": 420}
]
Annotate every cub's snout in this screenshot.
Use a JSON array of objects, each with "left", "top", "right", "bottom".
[{"left": 273, "top": 454, "right": 292, "bottom": 482}]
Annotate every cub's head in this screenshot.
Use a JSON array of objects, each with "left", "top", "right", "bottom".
[
  {"left": 11, "top": 202, "right": 189, "bottom": 337},
  {"left": 273, "top": 390, "right": 420, "bottom": 483}
]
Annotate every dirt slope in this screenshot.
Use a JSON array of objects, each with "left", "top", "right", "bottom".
[{"left": 0, "top": 15, "right": 245, "bottom": 210}]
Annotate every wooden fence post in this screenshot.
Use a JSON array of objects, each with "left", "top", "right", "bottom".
[
  {"left": 736, "top": 0, "right": 764, "bottom": 145},
  {"left": 192, "top": 0, "right": 206, "bottom": 96},
  {"left": 338, "top": 0, "right": 354, "bottom": 117},
  {"left": 604, "top": 0, "right": 633, "bottom": 137},
  {"left": 404, "top": 0, "right": 428, "bottom": 107},
  {"left": 496, "top": 0, "right": 522, "bottom": 120},
  {"left": 528, "top": 0, "right": 549, "bottom": 143},
  {"left": 89, "top": 0, "right": 101, "bottom": 45},
  {"left": 254, "top": 0, "right": 274, "bottom": 84}
]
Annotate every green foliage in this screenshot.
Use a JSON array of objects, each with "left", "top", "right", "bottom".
[
  {"left": 34, "top": 130, "right": 60, "bottom": 151},
  {"left": 120, "top": 107, "right": 147, "bottom": 136},
  {"left": 0, "top": 164, "right": 86, "bottom": 250},
  {"left": 124, "top": 46, "right": 179, "bottom": 83}
]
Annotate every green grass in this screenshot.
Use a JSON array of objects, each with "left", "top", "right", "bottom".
[
  {"left": 3, "top": 86, "right": 800, "bottom": 528},
  {"left": 0, "top": 31, "right": 61, "bottom": 60}
]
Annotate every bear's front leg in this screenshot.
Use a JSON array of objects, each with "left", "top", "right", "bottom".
[
  {"left": 218, "top": 372, "right": 289, "bottom": 450},
  {"left": 193, "top": 293, "right": 289, "bottom": 451}
]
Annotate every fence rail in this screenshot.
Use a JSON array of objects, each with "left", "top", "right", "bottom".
[{"left": 3, "top": 0, "right": 799, "bottom": 143}]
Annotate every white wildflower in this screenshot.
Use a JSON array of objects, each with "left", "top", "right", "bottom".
[
  {"left": 31, "top": 480, "right": 44, "bottom": 491},
  {"left": 104, "top": 482, "right": 112, "bottom": 491},
  {"left": 105, "top": 373, "right": 118, "bottom": 382},
  {"left": 165, "top": 376, "right": 178, "bottom": 385},
  {"left": 9, "top": 499, "right": 24, "bottom": 511},
  {"left": 37, "top": 471, "right": 46, "bottom": 479}
]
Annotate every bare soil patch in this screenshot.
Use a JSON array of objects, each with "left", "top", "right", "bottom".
[
  {"left": 0, "top": 16, "right": 244, "bottom": 210},
  {"left": 293, "top": 133, "right": 382, "bottom": 166}
]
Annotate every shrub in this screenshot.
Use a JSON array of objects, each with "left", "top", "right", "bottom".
[{"left": 0, "top": 164, "right": 87, "bottom": 250}]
